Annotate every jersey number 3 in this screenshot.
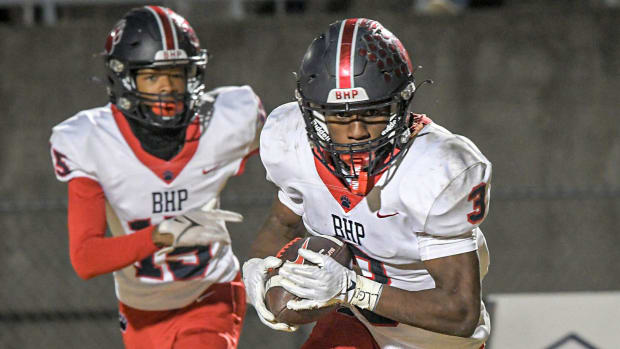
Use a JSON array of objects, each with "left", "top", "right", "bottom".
[{"left": 467, "top": 182, "right": 488, "bottom": 224}]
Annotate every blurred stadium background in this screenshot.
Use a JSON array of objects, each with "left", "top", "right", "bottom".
[{"left": 0, "top": 0, "right": 618, "bottom": 348}]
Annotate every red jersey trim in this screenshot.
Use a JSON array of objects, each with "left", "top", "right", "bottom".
[
  {"left": 68, "top": 177, "right": 158, "bottom": 280},
  {"left": 111, "top": 104, "right": 200, "bottom": 184},
  {"left": 235, "top": 148, "right": 259, "bottom": 176},
  {"left": 312, "top": 154, "right": 386, "bottom": 213}
]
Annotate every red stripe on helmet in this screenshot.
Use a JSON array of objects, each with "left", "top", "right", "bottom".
[
  {"left": 149, "top": 6, "right": 175, "bottom": 50},
  {"left": 104, "top": 36, "right": 113, "bottom": 53},
  {"left": 338, "top": 18, "right": 358, "bottom": 89},
  {"left": 394, "top": 38, "right": 413, "bottom": 74}
]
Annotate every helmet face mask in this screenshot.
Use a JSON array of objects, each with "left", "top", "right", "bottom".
[
  {"left": 104, "top": 6, "right": 208, "bottom": 137},
  {"left": 302, "top": 92, "right": 413, "bottom": 192},
  {"left": 296, "top": 18, "right": 417, "bottom": 194}
]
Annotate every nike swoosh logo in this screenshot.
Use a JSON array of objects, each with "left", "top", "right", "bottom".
[
  {"left": 202, "top": 166, "right": 218, "bottom": 175},
  {"left": 377, "top": 212, "right": 399, "bottom": 218}
]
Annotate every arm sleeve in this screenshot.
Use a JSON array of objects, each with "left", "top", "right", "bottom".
[
  {"left": 418, "top": 162, "right": 491, "bottom": 261},
  {"left": 68, "top": 177, "right": 159, "bottom": 279}
]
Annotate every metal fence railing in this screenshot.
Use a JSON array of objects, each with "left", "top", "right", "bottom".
[{"left": 0, "top": 0, "right": 293, "bottom": 25}]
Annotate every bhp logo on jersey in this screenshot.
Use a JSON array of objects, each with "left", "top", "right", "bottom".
[
  {"left": 327, "top": 88, "right": 369, "bottom": 103},
  {"left": 332, "top": 214, "right": 365, "bottom": 246},
  {"left": 152, "top": 189, "right": 188, "bottom": 214}
]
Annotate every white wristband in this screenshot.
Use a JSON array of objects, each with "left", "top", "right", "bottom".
[{"left": 349, "top": 275, "right": 384, "bottom": 311}]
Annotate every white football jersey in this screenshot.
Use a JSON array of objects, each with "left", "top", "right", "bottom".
[
  {"left": 50, "top": 86, "right": 264, "bottom": 311},
  {"left": 260, "top": 102, "right": 492, "bottom": 349}
]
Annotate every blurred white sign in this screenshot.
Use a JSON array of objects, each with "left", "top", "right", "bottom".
[{"left": 488, "top": 292, "right": 620, "bottom": 349}]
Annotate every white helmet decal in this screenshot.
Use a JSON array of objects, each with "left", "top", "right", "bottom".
[{"left": 326, "top": 88, "right": 369, "bottom": 103}]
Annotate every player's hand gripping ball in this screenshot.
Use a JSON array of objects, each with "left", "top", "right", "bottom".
[{"left": 264, "top": 235, "right": 352, "bottom": 325}]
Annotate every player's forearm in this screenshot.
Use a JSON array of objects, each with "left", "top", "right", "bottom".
[
  {"left": 250, "top": 217, "right": 302, "bottom": 258},
  {"left": 68, "top": 177, "right": 158, "bottom": 279},
  {"left": 373, "top": 282, "right": 480, "bottom": 337},
  {"left": 250, "top": 197, "right": 303, "bottom": 258},
  {"left": 375, "top": 284, "right": 480, "bottom": 337},
  {"left": 70, "top": 226, "right": 158, "bottom": 279}
]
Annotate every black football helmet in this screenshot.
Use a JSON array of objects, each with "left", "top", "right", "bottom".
[
  {"left": 104, "top": 6, "right": 208, "bottom": 133},
  {"left": 296, "top": 18, "right": 418, "bottom": 195}
]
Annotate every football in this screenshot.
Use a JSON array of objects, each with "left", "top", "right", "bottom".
[{"left": 264, "top": 234, "right": 352, "bottom": 325}]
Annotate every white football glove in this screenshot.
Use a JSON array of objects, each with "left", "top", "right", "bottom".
[
  {"left": 242, "top": 257, "right": 299, "bottom": 332},
  {"left": 278, "top": 248, "right": 384, "bottom": 312},
  {"left": 157, "top": 198, "right": 243, "bottom": 247}
]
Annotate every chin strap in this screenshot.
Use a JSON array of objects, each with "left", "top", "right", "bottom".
[
  {"left": 350, "top": 168, "right": 373, "bottom": 196},
  {"left": 348, "top": 155, "right": 374, "bottom": 196}
]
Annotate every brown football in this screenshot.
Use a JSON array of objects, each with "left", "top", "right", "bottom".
[{"left": 264, "top": 234, "right": 352, "bottom": 325}]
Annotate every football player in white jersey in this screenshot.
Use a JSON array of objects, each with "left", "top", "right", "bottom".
[
  {"left": 49, "top": 6, "right": 265, "bottom": 349},
  {"left": 243, "top": 18, "right": 491, "bottom": 348}
]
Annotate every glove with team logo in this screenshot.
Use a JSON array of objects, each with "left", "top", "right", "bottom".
[
  {"left": 278, "top": 248, "right": 384, "bottom": 312},
  {"left": 156, "top": 198, "right": 243, "bottom": 248},
  {"left": 242, "top": 257, "right": 299, "bottom": 332}
]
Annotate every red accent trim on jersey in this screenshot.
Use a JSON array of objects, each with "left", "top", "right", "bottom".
[
  {"left": 234, "top": 148, "right": 259, "bottom": 176},
  {"left": 338, "top": 19, "right": 358, "bottom": 89},
  {"left": 68, "top": 177, "right": 158, "bottom": 280},
  {"left": 149, "top": 6, "right": 175, "bottom": 50},
  {"left": 111, "top": 104, "right": 200, "bottom": 184},
  {"left": 312, "top": 148, "right": 397, "bottom": 213},
  {"left": 313, "top": 155, "right": 383, "bottom": 213}
]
